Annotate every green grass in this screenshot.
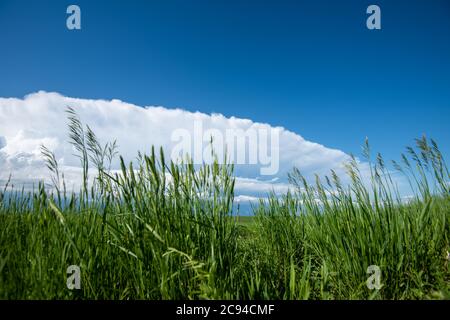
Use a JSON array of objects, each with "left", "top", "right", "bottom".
[
  {"left": 0, "top": 109, "right": 448, "bottom": 300},
  {"left": 235, "top": 216, "right": 255, "bottom": 227}
]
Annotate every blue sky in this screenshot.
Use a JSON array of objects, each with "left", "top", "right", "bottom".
[{"left": 0, "top": 0, "right": 449, "bottom": 164}]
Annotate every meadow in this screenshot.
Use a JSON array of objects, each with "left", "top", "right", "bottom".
[{"left": 0, "top": 108, "right": 448, "bottom": 299}]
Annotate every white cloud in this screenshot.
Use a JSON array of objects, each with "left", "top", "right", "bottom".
[
  {"left": 235, "top": 177, "right": 291, "bottom": 196},
  {"left": 233, "top": 195, "right": 263, "bottom": 203},
  {"left": 0, "top": 91, "right": 369, "bottom": 199}
]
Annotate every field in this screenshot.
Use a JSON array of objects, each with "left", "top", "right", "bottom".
[{"left": 0, "top": 110, "right": 449, "bottom": 300}]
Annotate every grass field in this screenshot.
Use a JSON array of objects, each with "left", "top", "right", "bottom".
[{"left": 0, "top": 109, "right": 448, "bottom": 299}]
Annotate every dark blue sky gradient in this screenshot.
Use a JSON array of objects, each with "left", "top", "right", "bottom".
[{"left": 0, "top": 0, "right": 449, "bottom": 161}]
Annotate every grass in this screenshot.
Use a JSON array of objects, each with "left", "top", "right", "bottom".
[
  {"left": 0, "top": 108, "right": 448, "bottom": 299},
  {"left": 235, "top": 216, "right": 255, "bottom": 227}
]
